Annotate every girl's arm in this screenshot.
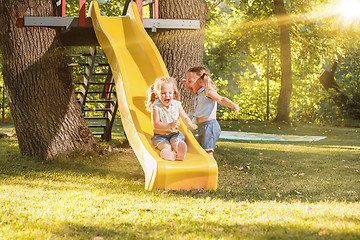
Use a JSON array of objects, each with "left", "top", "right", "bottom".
[
  {"left": 179, "top": 105, "right": 198, "bottom": 131},
  {"left": 207, "top": 90, "right": 239, "bottom": 113},
  {"left": 151, "top": 109, "right": 180, "bottom": 129}
]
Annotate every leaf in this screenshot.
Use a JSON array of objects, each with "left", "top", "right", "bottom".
[
  {"left": 318, "top": 229, "right": 327, "bottom": 236},
  {"left": 211, "top": 227, "right": 223, "bottom": 232},
  {"left": 295, "top": 190, "right": 302, "bottom": 195},
  {"left": 94, "top": 237, "right": 104, "bottom": 240}
]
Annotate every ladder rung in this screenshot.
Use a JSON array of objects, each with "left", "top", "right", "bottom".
[
  {"left": 68, "top": 63, "right": 109, "bottom": 67},
  {"left": 70, "top": 53, "right": 106, "bottom": 57},
  {"left": 88, "top": 91, "right": 116, "bottom": 94},
  {"left": 73, "top": 73, "right": 108, "bottom": 76},
  {"left": 75, "top": 91, "right": 115, "bottom": 94},
  {"left": 85, "top": 117, "right": 108, "bottom": 120},
  {"left": 92, "top": 73, "right": 109, "bottom": 76},
  {"left": 84, "top": 108, "right": 112, "bottom": 112},
  {"left": 73, "top": 82, "right": 114, "bottom": 85},
  {"left": 88, "top": 82, "right": 115, "bottom": 85},
  {"left": 70, "top": 53, "right": 91, "bottom": 57},
  {"left": 88, "top": 125, "right": 106, "bottom": 128},
  {"left": 68, "top": 63, "right": 80, "bottom": 67},
  {"left": 85, "top": 100, "right": 115, "bottom": 103}
]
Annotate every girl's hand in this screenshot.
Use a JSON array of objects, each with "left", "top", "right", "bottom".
[
  {"left": 233, "top": 104, "right": 240, "bottom": 114},
  {"left": 170, "top": 119, "right": 180, "bottom": 129},
  {"left": 187, "top": 123, "right": 198, "bottom": 131}
]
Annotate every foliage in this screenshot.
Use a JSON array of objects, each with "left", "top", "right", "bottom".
[
  {"left": 1, "top": 120, "right": 359, "bottom": 239},
  {"left": 204, "top": 0, "right": 360, "bottom": 125},
  {"left": 336, "top": 43, "right": 360, "bottom": 121},
  {"left": 64, "top": 0, "right": 125, "bottom": 17},
  {"left": 1, "top": 0, "right": 360, "bottom": 125}
]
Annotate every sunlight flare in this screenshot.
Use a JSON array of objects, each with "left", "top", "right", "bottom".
[{"left": 337, "top": 0, "right": 360, "bottom": 22}]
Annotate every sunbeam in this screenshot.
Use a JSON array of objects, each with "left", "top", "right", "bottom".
[{"left": 337, "top": 0, "right": 360, "bottom": 24}]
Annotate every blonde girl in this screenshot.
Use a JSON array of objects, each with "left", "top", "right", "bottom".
[
  {"left": 146, "top": 76, "right": 197, "bottom": 161},
  {"left": 181, "top": 66, "right": 239, "bottom": 158}
]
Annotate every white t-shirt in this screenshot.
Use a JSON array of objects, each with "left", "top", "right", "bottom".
[{"left": 151, "top": 99, "right": 181, "bottom": 132}]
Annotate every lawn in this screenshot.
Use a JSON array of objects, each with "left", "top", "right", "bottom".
[{"left": 0, "top": 120, "right": 359, "bottom": 239}]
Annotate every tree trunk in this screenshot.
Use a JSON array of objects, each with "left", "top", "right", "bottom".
[
  {"left": 0, "top": 0, "right": 99, "bottom": 160},
  {"left": 273, "top": 0, "right": 292, "bottom": 123},
  {"left": 150, "top": 0, "right": 207, "bottom": 113}
]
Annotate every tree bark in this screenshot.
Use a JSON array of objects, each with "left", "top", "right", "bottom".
[
  {"left": 273, "top": 0, "right": 292, "bottom": 123},
  {"left": 0, "top": 0, "right": 99, "bottom": 160},
  {"left": 150, "top": 0, "right": 207, "bottom": 113}
]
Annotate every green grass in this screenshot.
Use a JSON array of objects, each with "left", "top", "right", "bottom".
[{"left": 0, "top": 120, "right": 359, "bottom": 239}]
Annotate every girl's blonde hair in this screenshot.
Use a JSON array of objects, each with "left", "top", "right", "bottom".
[
  {"left": 186, "top": 66, "right": 217, "bottom": 96},
  {"left": 145, "top": 76, "right": 180, "bottom": 111}
]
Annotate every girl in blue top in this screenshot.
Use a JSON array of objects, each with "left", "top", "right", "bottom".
[
  {"left": 146, "top": 76, "right": 197, "bottom": 161},
  {"left": 181, "top": 66, "right": 239, "bottom": 158}
]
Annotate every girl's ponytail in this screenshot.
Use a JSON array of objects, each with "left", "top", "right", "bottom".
[
  {"left": 145, "top": 83, "right": 157, "bottom": 112},
  {"left": 188, "top": 66, "right": 217, "bottom": 96}
]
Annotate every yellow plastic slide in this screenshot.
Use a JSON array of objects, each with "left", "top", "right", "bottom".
[{"left": 89, "top": 1, "right": 218, "bottom": 190}]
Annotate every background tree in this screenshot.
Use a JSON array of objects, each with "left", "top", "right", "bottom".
[
  {"left": 203, "top": 0, "right": 360, "bottom": 125},
  {"left": 150, "top": 0, "right": 208, "bottom": 112},
  {"left": 0, "top": 0, "right": 99, "bottom": 160},
  {"left": 272, "top": 0, "right": 292, "bottom": 123}
]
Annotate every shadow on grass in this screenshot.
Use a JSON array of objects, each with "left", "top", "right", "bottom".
[
  {"left": 0, "top": 139, "right": 145, "bottom": 193},
  {"left": 1, "top": 137, "right": 359, "bottom": 203},
  {"left": 33, "top": 217, "right": 360, "bottom": 239},
  {"left": 1, "top": 119, "right": 359, "bottom": 203},
  {"left": 166, "top": 138, "right": 359, "bottom": 203}
]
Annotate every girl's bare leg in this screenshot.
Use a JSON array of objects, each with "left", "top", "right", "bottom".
[
  {"left": 206, "top": 151, "right": 214, "bottom": 158},
  {"left": 171, "top": 139, "right": 187, "bottom": 161},
  {"left": 157, "top": 142, "right": 176, "bottom": 161}
]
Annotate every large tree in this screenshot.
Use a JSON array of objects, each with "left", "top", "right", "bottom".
[
  {"left": 273, "top": 0, "right": 292, "bottom": 123},
  {"left": 150, "top": 0, "right": 207, "bottom": 112},
  {"left": 0, "top": 0, "right": 99, "bottom": 160}
]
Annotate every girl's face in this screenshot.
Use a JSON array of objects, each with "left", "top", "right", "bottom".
[
  {"left": 157, "top": 82, "right": 174, "bottom": 108},
  {"left": 181, "top": 72, "right": 203, "bottom": 94}
]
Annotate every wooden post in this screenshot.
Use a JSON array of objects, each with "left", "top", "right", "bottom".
[
  {"left": 61, "top": 0, "right": 66, "bottom": 17},
  {"left": 153, "top": 0, "right": 159, "bottom": 18},
  {"left": 79, "top": 0, "right": 86, "bottom": 26},
  {"left": 135, "top": 0, "right": 143, "bottom": 20}
]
